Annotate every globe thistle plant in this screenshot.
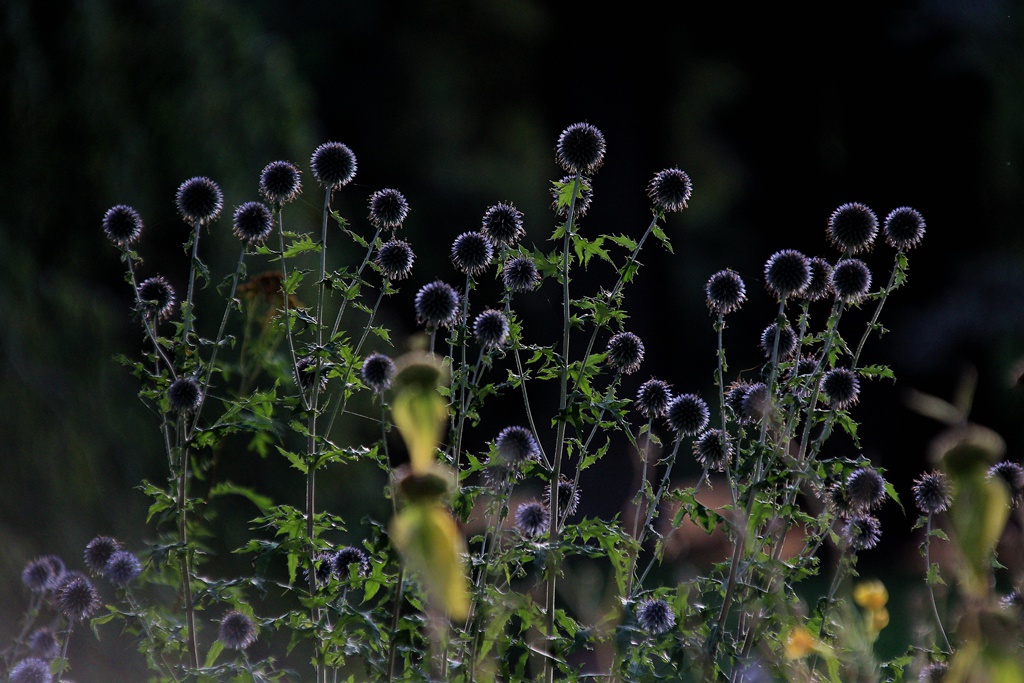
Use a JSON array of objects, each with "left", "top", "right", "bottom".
[
  {"left": 647, "top": 167, "right": 692, "bottom": 213},
  {"left": 9, "top": 658, "right": 52, "bottom": 683},
  {"left": 103, "top": 550, "right": 142, "bottom": 587},
  {"left": 694, "top": 428, "right": 732, "bottom": 471},
  {"left": 606, "top": 331, "right": 645, "bottom": 375},
  {"left": 764, "top": 249, "right": 811, "bottom": 299},
  {"left": 636, "top": 378, "right": 672, "bottom": 419},
  {"left": 259, "top": 160, "right": 302, "bottom": 205},
  {"left": 232, "top": 201, "right": 273, "bottom": 245},
  {"left": 883, "top": 206, "right": 926, "bottom": 251},
  {"left": 495, "top": 425, "right": 540, "bottom": 464},
  {"left": 845, "top": 467, "right": 887, "bottom": 513},
  {"left": 843, "top": 514, "right": 882, "bottom": 551},
  {"left": 84, "top": 535, "right": 121, "bottom": 574},
  {"left": 803, "top": 256, "right": 834, "bottom": 301},
  {"left": 551, "top": 175, "right": 594, "bottom": 218},
  {"left": 361, "top": 352, "right": 397, "bottom": 393},
  {"left": 705, "top": 269, "right": 747, "bottom": 315},
  {"left": 333, "top": 546, "right": 371, "bottom": 579},
  {"left": 219, "top": 610, "right": 257, "bottom": 650},
  {"left": 636, "top": 597, "right": 676, "bottom": 635},
  {"left": 414, "top": 280, "right": 460, "bottom": 329},
  {"left": 26, "top": 627, "right": 59, "bottom": 660},
  {"left": 666, "top": 393, "right": 710, "bottom": 436},
  {"left": 827, "top": 202, "right": 878, "bottom": 253},
  {"left": 481, "top": 202, "right": 525, "bottom": 247},
  {"left": 368, "top": 188, "right": 410, "bottom": 230},
  {"left": 57, "top": 575, "right": 100, "bottom": 621},
  {"left": 556, "top": 122, "right": 606, "bottom": 175},
  {"left": 451, "top": 231, "right": 494, "bottom": 276},
  {"left": 515, "top": 501, "right": 550, "bottom": 537},
  {"left": 473, "top": 309, "right": 510, "bottom": 349},
  {"left": 831, "top": 258, "right": 872, "bottom": 303},
  {"left": 502, "top": 255, "right": 541, "bottom": 292},
  {"left": 912, "top": 470, "right": 952, "bottom": 515},
  {"left": 294, "top": 356, "right": 328, "bottom": 395},
  {"left": 918, "top": 662, "right": 950, "bottom": 683},
  {"left": 820, "top": 368, "right": 860, "bottom": 409},
  {"left": 739, "top": 382, "right": 771, "bottom": 423},
  {"left": 167, "top": 376, "right": 202, "bottom": 413},
  {"left": 376, "top": 239, "right": 415, "bottom": 280},
  {"left": 546, "top": 476, "right": 581, "bottom": 517},
  {"left": 137, "top": 275, "right": 176, "bottom": 321},
  {"left": 988, "top": 460, "right": 1024, "bottom": 507},
  {"left": 175, "top": 176, "right": 223, "bottom": 224},
  {"left": 102, "top": 204, "right": 143, "bottom": 246},
  {"left": 759, "top": 323, "right": 797, "bottom": 359},
  {"left": 310, "top": 141, "right": 357, "bottom": 190},
  {"left": 21, "top": 555, "right": 64, "bottom": 593}
]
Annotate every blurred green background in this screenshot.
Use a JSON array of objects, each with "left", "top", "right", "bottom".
[{"left": 3, "top": 0, "right": 1024, "bottom": 677}]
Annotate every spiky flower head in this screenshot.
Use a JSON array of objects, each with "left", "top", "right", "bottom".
[
  {"left": 481, "top": 202, "right": 525, "bottom": 247},
  {"left": 666, "top": 393, "right": 710, "bottom": 436},
  {"left": 636, "top": 598, "right": 676, "bottom": 635},
  {"left": 26, "top": 628, "right": 59, "bottom": 660},
  {"left": 636, "top": 378, "right": 673, "bottom": 419},
  {"left": 57, "top": 575, "right": 99, "bottom": 621},
  {"left": 803, "top": 257, "right": 834, "bottom": 301},
  {"left": 647, "top": 168, "right": 692, "bottom": 213},
  {"left": 473, "top": 309, "right": 510, "bottom": 349},
  {"left": 9, "top": 658, "right": 52, "bottom": 683},
  {"left": 311, "top": 141, "right": 357, "bottom": 190},
  {"left": 495, "top": 426, "right": 540, "bottom": 464},
  {"left": 168, "top": 376, "right": 202, "bottom": 413},
  {"left": 502, "top": 255, "right": 541, "bottom": 292},
  {"left": 333, "top": 546, "right": 370, "bottom": 578},
  {"left": 102, "top": 204, "right": 143, "bottom": 246},
  {"left": 84, "top": 536, "right": 121, "bottom": 574},
  {"left": 294, "top": 356, "right": 328, "bottom": 395},
  {"left": 988, "top": 461, "right": 1024, "bottom": 507},
  {"left": 305, "top": 551, "right": 334, "bottom": 587},
  {"left": 21, "top": 555, "right": 64, "bottom": 593},
  {"left": 884, "top": 206, "right": 926, "bottom": 251},
  {"left": 368, "top": 188, "right": 410, "bottom": 229},
  {"left": 831, "top": 258, "right": 872, "bottom": 303},
  {"left": 219, "top": 610, "right": 257, "bottom": 650},
  {"left": 740, "top": 382, "right": 771, "bottom": 423},
  {"left": 361, "top": 352, "right": 396, "bottom": 393},
  {"left": 546, "top": 476, "right": 581, "bottom": 517},
  {"left": 103, "top": 550, "right": 142, "bottom": 587},
  {"left": 414, "top": 280, "right": 460, "bottom": 328},
  {"left": 451, "top": 231, "right": 494, "bottom": 276},
  {"left": 912, "top": 470, "right": 952, "bottom": 515},
  {"left": 606, "top": 332, "right": 645, "bottom": 375},
  {"left": 556, "top": 122, "right": 606, "bottom": 175},
  {"left": 694, "top": 428, "right": 732, "bottom": 471},
  {"left": 376, "top": 239, "right": 415, "bottom": 280},
  {"left": 515, "top": 501, "right": 550, "bottom": 537},
  {"left": 843, "top": 514, "right": 882, "bottom": 551},
  {"left": 175, "top": 176, "right": 223, "bottom": 224},
  {"left": 845, "top": 467, "right": 887, "bottom": 513},
  {"left": 259, "top": 160, "right": 302, "bottom": 205},
  {"left": 137, "top": 275, "right": 176, "bottom": 320},
  {"left": 826, "top": 482, "right": 857, "bottom": 520},
  {"left": 760, "top": 323, "right": 797, "bottom": 359},
  {"left": 705, "top": 269, "right": 747, "bottom": 315},
  {"left": 918, "top": 662, "right": 949, "bottom": 683},
  {"left": 551, "top": 175, "right": 594, "bottom": 218},
  {"left": 827, "top": 202, "right": 878, "bottom": 253},
  {"left": 232, "top": 201, "right": 273, "bottom": 245},
  {"left": 764, "top": 249, "right": 811, "bottom": 299},
  {"left": 726, "top": 382, "right": 753, "bottom": 419},
  {"left": 820, "top": 367, "right": 860, "bottom": 409}
]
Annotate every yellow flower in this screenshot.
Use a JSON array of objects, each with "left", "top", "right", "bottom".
[
  {"left": 853, "top": 579, "right": 888, "bottom": 612},
  {"left": 871, "top": 607, "right": 890, "bottom": 632},
  {"left": 784, "top": 626, "right": 816, "bottom": 659}
]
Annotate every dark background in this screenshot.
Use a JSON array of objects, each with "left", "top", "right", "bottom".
[{"left": 3, "top": 0, "right": 1024, "bottom": 677}]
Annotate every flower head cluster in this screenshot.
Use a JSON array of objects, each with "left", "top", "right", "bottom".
[
  {"left": 636, "top": 598, "right": 676, "bottom": 634},
  {"left": 551, "top": 175, "right": 594, "bottom": 218},
  {"left": 495, "top": 426, "right": 540, "bottom": 464},
  {"left": 912, "top": 470, "right": 952, "bottom": 515},
  {"left": 137, "top": 275, "right": 176, "bottom": 320},
  {"left": 844, "top": 467, "right": 887, "bottom": 514},
  {"left": 884, "top": 206, "right": 926, "bottom": 251},
  {"left": 546, "top": 476, "right": 581, "bottom": 517},
  {"left": 376, "top": 239, "right": 415, "bottom": 280},
  {"left": 311, "top": 141, "right": 357, "bottom": 189},
  {"left": 515, "top": 501, "right": 550, "bottom": 537},
  {"left": 820, "top": 367, "right": 860, "bottom": 409},
  {"left": 843, "top": 514, "right": 882, "bottom": 551},
  {"left": 361, "top": 352, "right": 396, "bottom": 393},
  {"left": 705, "top": 269, "right": 746, "bottom": 315},
  {"left": 57, "top": 575, "right": 100, "bottom": 621},
  {"left": 694, "top": 429, "right": 732, "bottom": 471},
  {"left": 831, "top": 259, "right": 872, "bottom": 303},
  {"left": 104, "top": 550, "right": 142, "bottom": 587},
  {"left": 803, "top": 257, "right": 834, "bottom": 301},
  {"left": 219, "top": 610, "right": 257, "bottom": 650},
  {"left": 760, "top": 323, "right": 797, "bottom": 359},
  {"left": 606, "top": 331, "right": 644, "bottom": 375},
  {"left": 827, "top": 202, "right": 878, "bottom": 253},
  {"left": 168, "top": 376, "right": 203, "bottom": 413},
  {"left": 175, "top": 176, "right": 223, "bottom": 224},
  {"left": 368, "top": 188, "right": 409, "bottom": 229},
  {"left": 473, "top": 309, "right": 510, "bottom": 349},
  {"left": 414, "top": 280, "right": 460, "bottom": 328},
  {"left": 764, "top": 249, "right": 811, "bottom": 298},
  {"left": 333, "top": 546, "right": 371, "bottom": 578},
  {"left": 9, "top": 658, "right": 52, "bottom": 683},
  {"left": 84, "top": 536, "right": 121, "bottom": 574},
  {"left": 481, "top": 202, "right": 524, "bottom": 247},
  {"left": 232, "top": 201, "right": 273, "bottom": 245},
  {"left": 503, "top": 256, "right": 541, "bottom": 292},
  {"left": 556, "top": 122, "right": 606, "bottom": 175},
  {"left": 635, "top": 378, "right": 672, "bottom": 419},
  {"left": 102, "top": 204, "right": 143, "bottom": 246},
  {"left": 27, "top": 628, "right": 59, "bottom": 660},
  {"left": 21, "top": 555, "right": 64, "bottom": 593},
  {"left": 988, "top": 460, "right": 1024, "bottom": 507},
  {"left": 647, "top": 168, "right": 692, "bottom": 213},
  {"left": 451, "top": 231, "right": 494, "bottom": 276},
  {"left": 259, "top": 160, "right": 302, "bottom": 205},
  {"left": 294, "top": 356, "right": 328, "bottom": 395},
  {"left": 666, "top": 393, "right": 710, "bottom": 436}
]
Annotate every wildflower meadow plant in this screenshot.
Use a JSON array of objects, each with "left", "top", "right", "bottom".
[{"left": 8, "top": 123, "right": 1024, "bottom": 682}]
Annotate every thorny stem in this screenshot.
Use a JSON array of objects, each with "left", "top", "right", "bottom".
[
  {"left": 924, "top": 515, "right": 953, "bottom": 652},
  {"left": 182, "top": 220, "right": 202, "bottom": 343},
  {"left": 176, "top": 417, "right": 199, "bottom": 669},
  {"left": 631, "top": 436, "right": 684, "bottom": 594}
]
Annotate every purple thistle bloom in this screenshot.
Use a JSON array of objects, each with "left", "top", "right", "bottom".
[
  {"left": 219, "top": 610, "right": 257, "bottom": 650},
  {"left": 102, "top": 204, "right": 143, "bottom": 246},
  {"left": 556, "top": 122, "right": 606, "bottom": 175},
  {"left": 311, "top": 141, "right": 357, "bottom": 189},
  {"left": 259, "top": 160, "right": 302, "bottom": 205}
]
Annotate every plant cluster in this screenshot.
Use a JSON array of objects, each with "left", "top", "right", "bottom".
[{"left": 5, "top": 123, "right": 1024, "bottom": 682}]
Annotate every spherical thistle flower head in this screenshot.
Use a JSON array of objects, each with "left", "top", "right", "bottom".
[
  {"left": 137, "top": 275, "right": 176, "bottom": 321},
  {"left": 102, "top": 204, "right": 143, "bottom": 246},
  {"left": 726, "top": 382, "right": 753, "bottom": 420},
  {"left": 376, "top": 239, "right": 415, "bottom": 281},
  {"left": 550, "top": 175, "right": 594, "bottom": 218},
  {"left": 259, "top": 160, "right": 302, "bottom": 205},
  {"left": 294, "top": 356, "right": 328, "bottom": 395},
  {"left": 740, "top": 382, "right": 771, "bottom": 423},
  {"left": 175, "top": 176, "right": 223, "bottom": 224},
  {"left": 481, "top": 202, "right": 525, "bottom": 248},
  {"left": 759, "top": 323, "right": 797, "bottom": 359},
  {"left": 636, "top": 378, "right": 673, "bottom": 419},
  {"left": 647, "top": 167, "right": 693, "bottom": 213},
  {"left": 333, "top": 546, "right": 370, "bottom": 579},
  {"left": 843, "top": 514, "right": 882, "bottom": 551},
  {"left": 913, "top": 470, "right": 953, "bottom": 515},
  {"left": 831, "top": 258, "right": 872, "bottom": 303},
  {"left": 988, "top": 460, "right": 1024, "bottom": 507},
  {"left": 803, "top": 257, "right": 834, "bottom": 302},
  {"left": 368, "top": 188, "right": 410, "bottom": 230},
  {"left": 9, "top": 658, "right": 52, "bottom": 683},
  {"left": 918, "top": 662, "right": 949, "bottom": 683},
  {"left": 103, "top": 550, "right": 142, "bottom": 587},
  {"left": 414, "top": 280, "right": 460, "bottom": 329},
  {"left": 666, "top": 393, "right": 710, "bottom": 436},
  {"left": 27, "top": 627, "right": 59, "bottom": 660},
  {"left": 820, "top": 367, "right": 860, "bottom": 409},
  {"left": 827, "top": 202, "right": 878, "bottom": 254},
  {"left": 556, "top": 122, "right": 606, "bottom": 175},
  {"left": 636, "top": 597, "right": 676, "bottom": 635},
  {"left": 21, "top": 555, "right": 64, "bottom": 593},
  {"left": 705, "top": 269, "right": 747, "bottom": 316},
  {"left": 219, "top": 610, "right": 257, "bottom": 650},
  {"left": 84, "top": 535, "right": 122, "bottom": 574},
  {"left": 496, "top": 425, "right": 541, "bottom": 464},
  {"left": 311, "top": 141, "right": 357, "bottom": 190},
  {"left": 305, "top": 551, "right": 335, "bottom": 587},
  {"left": 361, "top": 352, "right": 396, "bottom": 393},
  {"left": 167, "top": 376, "right": 203, "bottom": 413},
  {"left": 515, "top": 500, "right": 550, "bottom": 537},
  {"left": 232, "top": 201, "right": 273, "bottom": 245},
  {"left": 845, "top": 467, "right": 887, "bottom": 513},
  {"left": 503, "top": 255, "right": 541, "bottom": 293},
  {"left": 884, "top": 206, "right": 926, "bottom": 251},
  {"left": 473, "top": 309, "right": 510, "bottom": 349},
  {"left": 764, "top": 249, "right": 811, "bottom": 299},
  {"left": 57, "top": 575, "right": 99, "bottom": 621},
  {"left": 451, "top": 231, "right": 494, "bottom": 276},
  {"left": 546, "top": 476, "right": 581, "bottom": 517},
  {"left": 606, "top": 331, "right": 645, "bottom": 375},
  {"left": 694, "top": 428, "right": 732, "bottom": 471},
  {"left": 826, "top": 482, "right": 856, "bottom": 520}
]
